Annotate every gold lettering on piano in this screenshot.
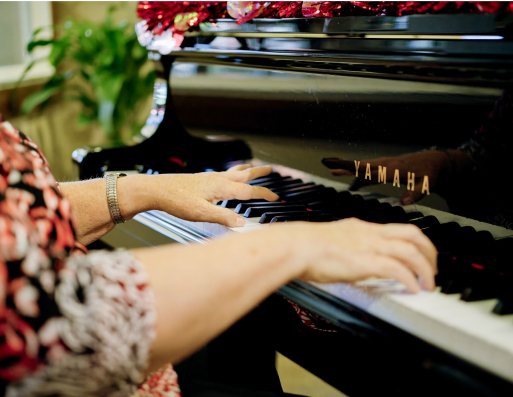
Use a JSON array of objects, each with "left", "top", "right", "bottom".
[
  {"left": 407, "top": 172, "right": 415, "bottom": 191},
  {"left": 422, "top": 175, "right": 430, "bottom": 195},
  {"left": 354, "top": 160, "right": 360, "bottom": 177},
  {"left": 393, "top": 169, "right": 400, "bottom": 187},
  {"left": 365, "top": 163, "right": 371, "bottom": 180},
  {"left": 378, "top": 166, "right": 386, "bottom": 184},
  {"left": 349, "top": 160, "right": 430, "bottom": 197}
]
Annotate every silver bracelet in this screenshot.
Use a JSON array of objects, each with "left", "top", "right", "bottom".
[{"left": 105, "top": 173, "right": 127, "bottom": 224}]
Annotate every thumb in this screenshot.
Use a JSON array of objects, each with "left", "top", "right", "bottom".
[{"left": 401, "top": 183, "right": 424, "bottom": 205}]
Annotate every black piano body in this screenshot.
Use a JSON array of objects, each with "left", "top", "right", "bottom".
[{"left": 75, "top": 13, "right": 513, "bottom": 397}]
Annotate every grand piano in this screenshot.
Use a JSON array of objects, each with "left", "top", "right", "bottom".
[{"left": 74, "top": 7, "right": 513, "bottom": 396}]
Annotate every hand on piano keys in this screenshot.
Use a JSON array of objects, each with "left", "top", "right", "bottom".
[
  {"left": 149, "top": 164, "right": 279, "bottom": 227},
  {"left": 281, "top": 218, "right": 437, "bottom": 293}
]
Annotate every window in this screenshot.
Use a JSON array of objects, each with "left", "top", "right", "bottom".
[{"left": 0, "top": 1, "right": 53, "bottom": 89}]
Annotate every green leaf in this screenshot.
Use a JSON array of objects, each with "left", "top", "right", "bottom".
[
  {"left": 21, "top": 86, "right": 60, "bottom": 114},
  {"left": 48, "top": 38, "right": 70, "bottom": 66},
  {"left": 27, "top": 39, "right": 54, "bottom": 53}
]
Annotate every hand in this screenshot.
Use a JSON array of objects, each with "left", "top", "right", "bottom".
[
  {"left": 282, "top": 218, "right": 437, "bottom": 292},
  {"left": 323, "top": 151, "right": 452, "bottom": 205},
  {"left": 151, "top": 165, "right": 279, "bottom": 227}
]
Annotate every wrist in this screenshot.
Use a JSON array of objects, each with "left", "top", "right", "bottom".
[
  {"left": 249, "top": 224, "right": 313, "bottom": 280},
  {"left": 116, "top": 174, "right": 157, "bottom": 220}
]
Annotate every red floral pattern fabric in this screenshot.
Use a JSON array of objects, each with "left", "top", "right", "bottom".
[
  {"left": 0, "top": 119, "right": 80, "bottom": 383},
  {"left": 0, "top": 119, "right": 178, "bottom": 396}
]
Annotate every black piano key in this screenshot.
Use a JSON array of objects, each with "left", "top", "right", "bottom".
[
  {"left": 408, "top": 215, "right": 439, "bottom": 229},
  {"left": 247, "top": 174, "right": 287, "bottom": 185},
  {"left": 439, "top": 260, "right": 495, "bottom": 296},
  {"left": 306, "top": 200, "right": 334, "bottom": 211},
  {"left": 326, "top": 194, "right": 366, "bottom": 218},
  {"left": 460, "top": 270, "right": 501, "bottom": 302},
  {"left": 303, "top": 191, "right": 351, "bottom": 209},
  {"left": 491, "top": 273, "right": 513, "bottom": 314},
  {"left": 451, "top": 226, "right": 477, "bottom": 253},
  {"left": 276, "top": 184, "right": 323, "bottom": 196},
  {"left": 282, "top": 186, "right": 325, "bottom": 199},
  {"left": 457, "top": 230, "right": 495, "bottom": 267},
  {"left": 364, "top": 202, "right": 392, "bottom": 223},
  {"left": 234, "top": 201, "right": 297, "bottom": 214},
  {"left": 380, "top": 206, "right": 408, "bottom": 224},
  {"left": 292, "top": 187, "right": 337, "bottom": 203},
  {"left": 440, "top": 274, "right": 471, "bottom": 294},
  {"left": 220, "top": 198, "right": 273, "bottom": 208},
  {"left": 493, "top": 289, "right": 513, "bottom": 315},
  {"left": 405, "top": 212, "right": 424, "bottom": 221},
  {"left": 279, "top": 184, "right": 325, "bottom": 198},
  {"left": 490, "top": 238, "right": 513, "bottom": 274},
  {"left": 255, "top": 178, "right": 299, "bottom": 189},
  {"left": 259, "top": 210, "right": 324, "bottom": 224},
  {"left": 344, "top": 198, "right": 379, "bottom": 221},
  {"left": 435, "top": 256, "right": 468, "bottom": 289},
  {"left": 271, "top": 182, "right": 315, "bottom": 193},
  {"left": 493, "top": 298, "right": 513, "bottom": 315},
  {"left": 244, "top": 204, "right": 306, "bottom": 218},
  {"left": 335, "top": 191, "right": 353, "bottom": 201},
  {"left": 423, "top": 222, "right": 461, "bottom": 251},
  {"left": 279, "top": 215, "right": 340, "bottom": 223}
]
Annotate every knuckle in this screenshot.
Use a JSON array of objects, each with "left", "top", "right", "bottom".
[
  {"left": 403, "top": 243, "right": 419, "bottom": 258},
  {"left": 235, "top": 183, "right": 252, "bottom": 198}
]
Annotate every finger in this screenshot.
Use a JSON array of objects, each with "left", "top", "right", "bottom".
[
  {"left": 374, "top": 238, "right": 435, "bottom": 291},
  {"left": 228, "top": 182, "right": 279, "bottom": 202},
  {"left": 219, "top": 165, "right": 274, "bottom": 183},
  {"left": 323, "top": 157, "right": 391, "bottom": 173},
  {"left": 401, "top": 184, "right": 425, "bottom": 205},
  {"left": 322, "top": 158, "right": 358, "bottom": 170},
  {"left": 331, "top": 169, "right": 352, "bottom": 176},
  {"left": 193, "top": 202, "right": 246, "bottom": 227},
  {"left": 355, "top": 253, "right": 422, "bottom": 293},
  {"left": 368, "top": 223, "right": 438, "bottom": 272},
  {"left": 227, "top": 164, "right": 252, "bottom": 172}
]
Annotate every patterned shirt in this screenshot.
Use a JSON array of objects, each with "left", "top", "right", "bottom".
[{"left": 0, "top": 119, "right": 179, "bottom": 396}]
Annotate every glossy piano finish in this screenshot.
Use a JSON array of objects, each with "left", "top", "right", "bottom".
[{"left": 92, "top": 13, "right": 513, "bottom": 396}]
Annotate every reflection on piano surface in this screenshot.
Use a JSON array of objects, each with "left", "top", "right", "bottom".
[{"left": 75, "top": 12, "right": 513, "bottom": 397}]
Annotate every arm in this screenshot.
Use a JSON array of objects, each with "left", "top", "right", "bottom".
[
  {"left": 135, "top": 219, "right": 437, "bottom": 371},
  {"left": 60, "top": 165, "right": 279, "bottom": 245}
]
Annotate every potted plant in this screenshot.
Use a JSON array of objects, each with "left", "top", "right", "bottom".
[{"left": 15, "top": 8, "right": 155, "bottom": 145}]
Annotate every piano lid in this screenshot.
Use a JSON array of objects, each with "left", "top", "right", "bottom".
[{"left": 146, "top": 13, "right": 513, "bottom": 231}]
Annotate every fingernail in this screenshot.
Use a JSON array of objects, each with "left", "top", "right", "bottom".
[{"left": 235, "top": 216, "right": 245, "bottom": 227}]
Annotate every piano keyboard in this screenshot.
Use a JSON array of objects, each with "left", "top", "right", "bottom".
[{"left": 132, "top": 168, "right": 513, "bottom": 384}]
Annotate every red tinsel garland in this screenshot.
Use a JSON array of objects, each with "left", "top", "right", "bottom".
[{"left": 137, "top": 1, "right": 513, "bottom": 38}]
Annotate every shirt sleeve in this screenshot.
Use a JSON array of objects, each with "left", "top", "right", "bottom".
[
  {"left": 0, "top": 119, "right": 159, "bottom": 396},
  {"left": 7, "top": 250, "right": 156, "bottom": 397}
]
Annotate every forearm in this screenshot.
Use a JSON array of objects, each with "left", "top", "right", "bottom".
[
  {"left": 60, "top": 175, "right": 155, "bottom": 245},
  {"left": 132, "top": 228, "right": 304, "bottom": 371}
]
